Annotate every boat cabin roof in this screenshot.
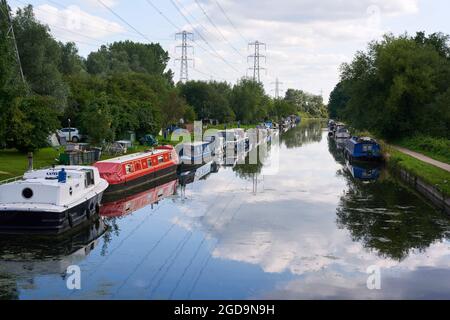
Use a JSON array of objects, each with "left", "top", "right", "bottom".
[{"left": 96, "top": 149, "right": 168, "bottom": 164}]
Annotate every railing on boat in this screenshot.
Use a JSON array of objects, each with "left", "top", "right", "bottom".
[{"left": 0, "top": 175, "right": 23, "bottom": 185}]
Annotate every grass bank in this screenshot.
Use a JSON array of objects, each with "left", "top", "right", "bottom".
[
  {"left": 0, "top": 148, "right": 61, "bottom": 180},
  {"left": 395, "top": 135, "right": 450, "bottom": 165},
  {"left": 384, "top": 144, "right": 450, "bottom": 197}
]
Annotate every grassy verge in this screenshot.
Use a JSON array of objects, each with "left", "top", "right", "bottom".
[
  {"left": 395, "top": 135, "right": 450, "bottom": 165},
  {"left": 0, "top": 148, "right": 61, "bottom": 180},
  {"left": 385, "top": 145, "right": 450, "bottom": 197}
]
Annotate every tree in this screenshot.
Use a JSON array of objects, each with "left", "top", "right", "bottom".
[
  {"left": 338, "top": 33, "right": 450, "bottom": 139},
  {"left": 80, "top": 94, "right": 114, "bottom": 144},
  {"left": 13, "top": 5, "right": 69, "bottom": 110},
  {"left": 230, "top": 79, "right": 268, "bottom": 123},
  {"left": 327, "top": 81, "right": 349, "bottom": 119},
  {"left": 86, "top": 41, "right": 173, "bottom": 82},
  {"left": 58, "top": 42, "right": 86, "bottom": 76},
  {"left": 6, "top": 96, "right": 60, "bottom": 152}
]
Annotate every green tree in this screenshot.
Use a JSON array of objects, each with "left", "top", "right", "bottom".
[
  {"left": 80, "top": 94, "right": 114, "bottom": 144},
  {"left": 13, "top": 5, "right": 69, "bottom": 109},
  {"left": 327, "top": 81, "right": 349, "bottom": 119},
  {"left": 230, "top": 79, "right": 268, "bottom": 123},
  {"left": 339, "top": 33, "right": 450, "bottom": 139},
  {"left": 6, "top": 96, "right": 60, "bottom": 152},
  {"left": 86, "top": 41, "right": 173, "bottom": 82}
]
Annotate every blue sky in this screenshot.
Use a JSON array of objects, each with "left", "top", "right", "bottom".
[{"left": 9, "top": 0, "right": 450, "bottom": 101}]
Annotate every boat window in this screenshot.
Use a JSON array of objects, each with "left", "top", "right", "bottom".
[
  {"left": 125, "top": 164, "right": 134, "bottom": 174},
  {"left": 147, "top": 159, "right": 152, "bottom": 168},
  {"left": 84, "top": 170, "right": 95, "bottom": 188},
  {"left": 135, "top": 162, "right": 141, "bottom": 171},
  {"left": 363, "top": 144, "right": 373, "bottom": 152},
  {"left": 158, "top": 156, "right": 164, "bottom": 164},
  {"left": 168, "top": 153, "right": 172, "bottom": 160}
]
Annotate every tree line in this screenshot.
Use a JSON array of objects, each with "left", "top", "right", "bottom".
[
  {"left": 328, "top": 32, "right": 450, "bottom": 140},
  {"left": 0, "top": 4, "right": 326, "bottom": 152}
]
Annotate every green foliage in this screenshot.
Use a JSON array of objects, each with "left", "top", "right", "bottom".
[
  {"left": 284, "top": 89, "right": 327, "bottom": 118},
  {"left": 335, "top": 32, "right": 450, "bottom": 140},
  {"left": 327, "top": 81, "right": 349, "bottom": 119},
  {"left": 79, "top": 94, "right": 114, "bottom": 144},
  {"left": 230, "top": 79, "right": 268, "bottom": 123},
  {"left": 5, "top": 95, "right": 60, "bottom": 152},
  {"left": 86, "top": 41, "right": 173, "bottom": 82},
  {"left": 13, "top": 5, "right": 69, "bottom": 109}
]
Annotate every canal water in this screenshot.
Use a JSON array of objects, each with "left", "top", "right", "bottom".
[{"left": 1, "top": 120, "right": 449, "bottom": 299}]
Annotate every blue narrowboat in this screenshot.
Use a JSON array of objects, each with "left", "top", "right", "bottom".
[{"left": 345, "top": 137, "right": 382, "bottom": 161}]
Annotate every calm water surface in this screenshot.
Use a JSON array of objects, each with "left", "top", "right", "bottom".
[{"left": 1, "top": 120, "right": 449, "bottom": 299}]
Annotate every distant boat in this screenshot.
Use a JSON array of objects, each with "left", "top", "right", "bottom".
[
  {"left": 94, "top": 145, "right": 179, "bottom": 194},
  {"left": 344, "top": 137, "right": 382, "bottom": 161},
  {"left": 178, "top": 142, "right": 213, "bottom": 170},
  {"left": 0, "top": 166, "right": 108, "bottom": 234}
]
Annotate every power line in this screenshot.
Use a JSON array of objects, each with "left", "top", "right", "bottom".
[
  {"left": 193, "top": 0, "right": 245, "bottom": 59},
  {"left": 96, "top": 0, "right": 153, "bottom": 43},
  {"left": 175, "top": 30, "right": 194, "bottom": 83},
  {"left": 143, "top": 0, "right": 227, "bottom": 82},
  {"left": 213, "top": 0, "right": 248, "bottom": 44},
  {"left": 271, "top": 78, "right": 284, "bottom": 98},
  {"left": 248, "top": 41, "right": 266, "bottom": 83},
  {"left": 1, "top": 0, "right": 26, "bottom": 86},
  {"left": 169, "top": 0, "right": 240, "bottom": 74}
]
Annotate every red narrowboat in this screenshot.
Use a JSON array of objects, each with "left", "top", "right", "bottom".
[{"left": 94, "top": 146, "right": 179, "bottom": 194}]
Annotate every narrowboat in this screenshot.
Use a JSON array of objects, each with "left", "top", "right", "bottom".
[
  {"left": 178, "top": 142, "right": 212, "bottom": 168},
  {"left": 334, "top": 126, "right": 351, "bottom": 140},
  {"left": 204, "top": 133, "right": 225, "bottom": 156},
  {"left": 100, "top": 176, "right": 178, "bottom": 218},
  {"left": 0, "top": 166, "right": 108, "bottom": 234},
  {"left": 94, "top": 145, "right": 178, "bottom": 194},
  {"left": 344, "top": 137, "right": 382, "bottom": 161}
]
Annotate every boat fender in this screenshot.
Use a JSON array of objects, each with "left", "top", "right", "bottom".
[{"left": 67, "top": 213, "right": 74, "bottom": 228}]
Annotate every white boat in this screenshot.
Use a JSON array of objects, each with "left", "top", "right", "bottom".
[
  {"left": 0, "top": 166, "right": 109, "bottom": 234},
  {"left": 335, "top": 126, "right": 351, "bottom": 140}
]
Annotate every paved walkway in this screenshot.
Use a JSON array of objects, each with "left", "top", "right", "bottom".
[{"left": 393, "top": 146, "right": 450, "bottom": 173}]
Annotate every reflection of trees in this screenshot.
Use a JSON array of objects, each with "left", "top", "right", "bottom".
[
  {"left": 336, "top": 170, "right": 450, "bottom": 261},
  {"left": 0, "top": 218, "right": 107, "bottom": 300},
  {"left": 233, "top": 145, "right": 270, "bottom": 179},
  {"left": 281, "top": 120, "right": 325, "bottom": 149}
]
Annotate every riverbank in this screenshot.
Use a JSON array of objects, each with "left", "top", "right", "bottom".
[{"left": 383, "top": 145, "right": 450, "bottom": 214}]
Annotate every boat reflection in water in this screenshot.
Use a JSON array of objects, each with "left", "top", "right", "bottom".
[
  {"left": 345, "top": 160, "right": 381, "bottom": 182},
  {"left": 0, "top": 217, "right": 106, "bottom": 299},
  {"left": 100, "top": 174, "right": 178, "bottom": 218},
  {"left": 179, "top": 161, "right": 218, "bottom": 187}
]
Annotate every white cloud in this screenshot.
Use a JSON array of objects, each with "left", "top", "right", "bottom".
[{"left": 34, "top": 4, "right": 125, "bottom": 42}]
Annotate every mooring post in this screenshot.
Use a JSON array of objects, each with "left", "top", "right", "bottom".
[{"left": 27, "top": 152, "right": 33, "bottom": 171}]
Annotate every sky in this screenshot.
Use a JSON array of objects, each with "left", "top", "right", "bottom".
[{"left": 9, "top": 0, "right": 450, "bottom": 102}]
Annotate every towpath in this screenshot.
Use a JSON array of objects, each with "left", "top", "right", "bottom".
[{"left": 393, "top": 146, "right": 450, "bottom": 173}]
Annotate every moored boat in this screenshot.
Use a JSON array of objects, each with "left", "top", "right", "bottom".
[
  {"left": 344, "top": 137, "right": 382, "bottom": 161},
  {"left": 94, "top": 145, "right": 178, "bottom": 194},
  {"left": 0, "top": 166, "right": 108, "bottom": 234}
]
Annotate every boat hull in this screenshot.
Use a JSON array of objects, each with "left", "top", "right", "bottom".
[
  {"left": 0, "top": 192, "right": 104, "bottom": 235},
  {"left": 104, "top": 163, "right": 177, "bottom": 195}
]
